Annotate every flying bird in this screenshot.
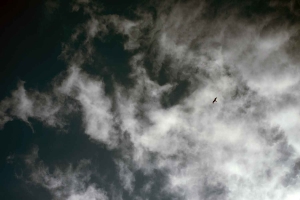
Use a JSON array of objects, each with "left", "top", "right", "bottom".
[{"left": 212, "top": 97, "right": 217, "bottom": 103}]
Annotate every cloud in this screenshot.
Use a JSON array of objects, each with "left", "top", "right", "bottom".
[
  {"left": 104, "top": 1, "right": 300, "bottom": 199},
  {"left": 0, "top": 66, "right": 114, "bottom": 145},
  {"left": 66, "top": 186, "right": 108, "bottom": 200},
  {"left": 2, "top": 0, "right": 300, "bottom": 199},
  {"left": 57, "top": 66, "right": 116, "bottom": 147},
  {"left": 116, "top": 160, "right": 135, "bottom": 193},
  {"left": 24, "top": 146, "right": 108, "bottom": 200},
  {"left": 0, "top": 81, "right": 63, "bottom": 130}
]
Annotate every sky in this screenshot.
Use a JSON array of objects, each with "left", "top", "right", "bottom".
[{"left": 1, "top": 0, "right": 300, "bottom": 199}]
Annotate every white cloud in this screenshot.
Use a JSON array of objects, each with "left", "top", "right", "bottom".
[
  {"left": 116, "top": 160, "right": 135, "bottom": 193},
  {"left": 66, "top": 186, "right": 108, "bottom": 200},
  {"left": 24, "top": 147, "right": 108, "bottom": 200},
  {"left": 0, "top": 81, "right": 62, "bottom": 130},
  {"left": 102, "top": 1, "right": 300, "bottom": 199},
  {"left": 58, "top": 66, "right": 115, "bottom": 147},
  {"left": 3, "top": 0, "right": 300, "bottom": 199},
  {"left": 0, "top": 66, "right": 114, "bottom": 145}
]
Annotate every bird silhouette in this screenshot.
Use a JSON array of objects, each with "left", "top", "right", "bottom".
[{"left": 212, "top": 97, "right": 217, "bottom": 103}]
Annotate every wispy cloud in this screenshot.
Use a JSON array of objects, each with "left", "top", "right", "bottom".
[
  {"left": 24, "top": 146, "right": 108, "bottom": 200},
  {"left": 0, "top": 81, "right": 63, "bottom": 130},
  {"left": 2, "top": 0, "right": 300, "bottom": 199}
]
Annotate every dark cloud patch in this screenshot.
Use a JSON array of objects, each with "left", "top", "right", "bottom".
[
  {"left": 234, "top": 91, "right": 268, "bottom": 120},
  {"left": 273, "top": 139, "right": 294, "bottom": 167},
  {"left": 231, "top": 83, "right": 250, "bottom": 100},
  {"left": 143, "top": 41, "right": 162, "bottom": 81},
  {"left": 291, "top": 158, "right": 300, "bottom": 179},
  {"left": 201, "top": 178, "right": 228, "bottom": 200},
  {"left": 258, "top": 126, "right": 286, "bottom": 146},
  {"left": 157, "top": 56, "right": 173, "bottom": 86},
  {"left": 285, "top": 31, "right": 300, "bottom": 64},
  {"left": 161, "top": 80, "right": 191, "bottom": 108},
  {"left": 282, "top": 157, "right": 300, "bottom": 187},
  {"left": 134, "top": 169, "right": 180, "bottom": 200},
  {"left": 135, "top": 101, "right": 156, "bottom": 128},
  {"left": 260, "top": 16, "right": 290, "bottom": 38},
  {"left": 223, "top": 66, "right": 253, "bottom": 103}
]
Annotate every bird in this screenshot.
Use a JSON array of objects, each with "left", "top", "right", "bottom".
[{"left": 212, "top": 97, "right": 217, "bottom": 103}]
